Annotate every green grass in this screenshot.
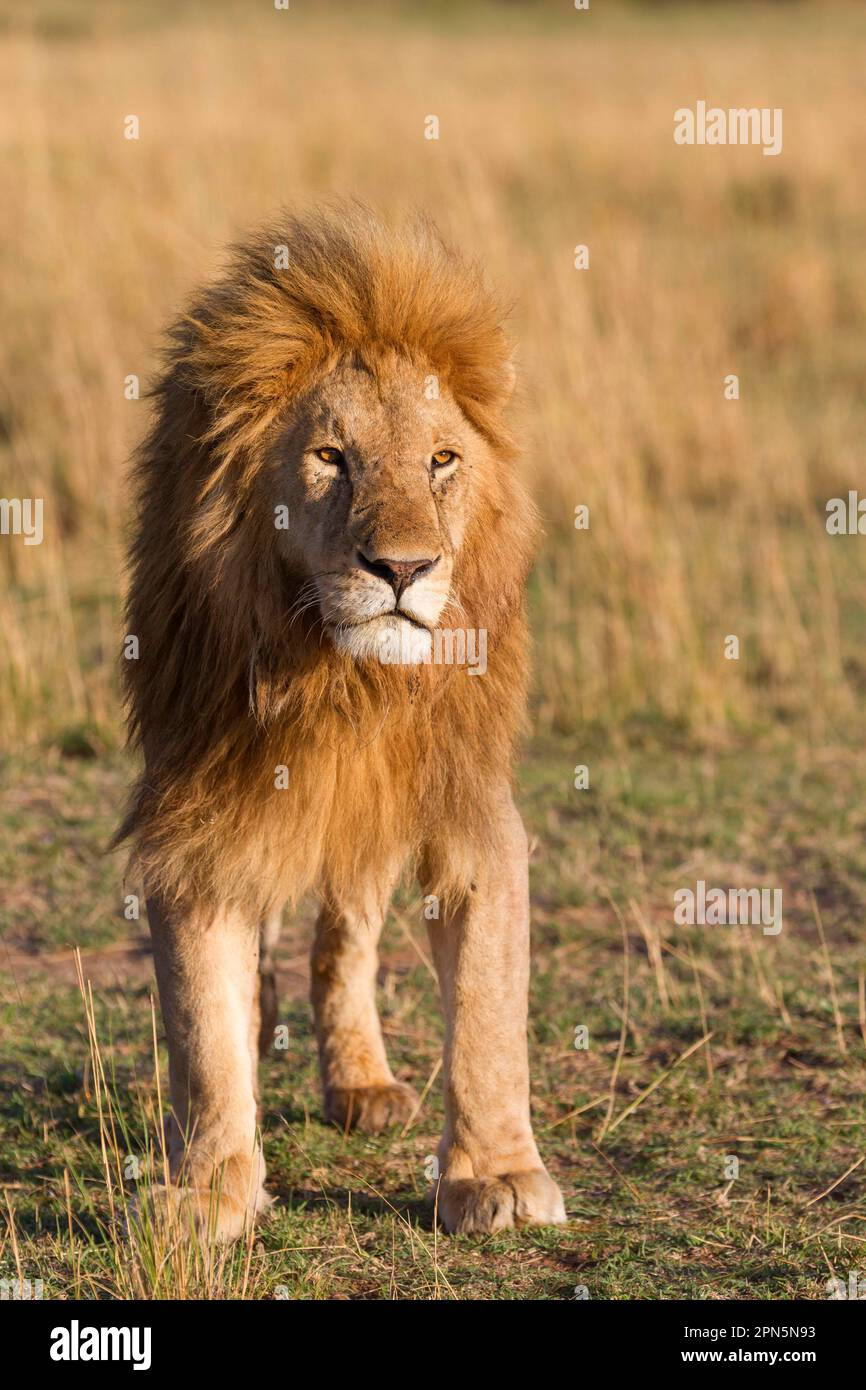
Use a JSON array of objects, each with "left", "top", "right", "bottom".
[{"left": 2, "top": 731, "right": 865, "bottom": 1299}]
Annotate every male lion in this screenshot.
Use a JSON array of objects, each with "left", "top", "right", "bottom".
[{"left": 117, "top": 205, "right": 566, "bottom": 1240}]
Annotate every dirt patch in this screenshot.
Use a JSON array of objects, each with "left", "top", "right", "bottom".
[{"left": 0, "top": 913, "right": 424, "bottom": 1000}]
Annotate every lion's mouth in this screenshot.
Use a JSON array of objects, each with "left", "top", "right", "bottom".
[
  {"left": 338, "top": 611, "right": 431, "bottom": 635},
  {"left": 326, "top": 607, "right": 437, "bottom": 665}
]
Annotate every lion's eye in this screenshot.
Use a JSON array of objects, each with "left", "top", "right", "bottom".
[
  {"left": 432, "top": 449, "right": 456, "bottom": 468},
  {"left": 315, "top": 447, "right": 344, "bottom": 467}
]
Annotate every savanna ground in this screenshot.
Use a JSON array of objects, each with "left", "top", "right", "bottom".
[{"left": 1, "top": 0, "right": 865, "bottom": 1299}]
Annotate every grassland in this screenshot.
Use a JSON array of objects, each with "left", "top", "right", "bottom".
[
  {"left": 1, "top": 0, "right": 865, "bottom": 1299},
  {"left": 3, "top": 733, "right": 866, "bottom": 1298},
  {"left": 3, "top": 0, "right": 866, "bottom": 742}
]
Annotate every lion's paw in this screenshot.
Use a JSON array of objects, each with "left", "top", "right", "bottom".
[
  {"left": 325, "top": 1082, "right": 419, "bottom": 1134},
  {"left": 435, "top": 1169, "right": 566, "bottom": 1234},
  {"left": 130, "top": 1177, "right": 270, "bottom": 1244}
]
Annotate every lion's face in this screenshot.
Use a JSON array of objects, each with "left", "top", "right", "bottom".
[{"left": 274, "top": 356, "right": 479, "bottom": 664}]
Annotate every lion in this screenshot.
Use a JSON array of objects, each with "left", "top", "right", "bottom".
[{"left": 117, "top": 204, "right": 566, "bottom": 1240}]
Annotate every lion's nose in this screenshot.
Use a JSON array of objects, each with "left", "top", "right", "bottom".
[{"left": 357, "top": 551, "right": 439, "bottom": 601}]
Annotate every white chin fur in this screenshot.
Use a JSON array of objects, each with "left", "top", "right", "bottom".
[{"left": 332, "top": 614, "right": 433, "bottom": 665}]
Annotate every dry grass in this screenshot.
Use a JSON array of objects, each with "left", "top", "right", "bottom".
[{"left": 2, "top": 0, "right": 865, "bottom": 747}]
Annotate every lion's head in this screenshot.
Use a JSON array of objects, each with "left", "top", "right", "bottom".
[
  {"left": 119, "top": 205, "right": 537, "bottom": 911},
  {"left": 273, "top": 348, "right": 503, "bottom": 664}
]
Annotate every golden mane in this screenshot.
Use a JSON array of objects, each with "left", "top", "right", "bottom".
[{"left": 117, "top": 204, "right": 537, "bottom": 916}]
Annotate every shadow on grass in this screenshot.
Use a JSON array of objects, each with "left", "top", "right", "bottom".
[{"left": 277, "top": 1182, "right": 430, "bottom": 1228}]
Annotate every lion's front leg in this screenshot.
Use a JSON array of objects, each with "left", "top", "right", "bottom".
[
  {"left": 143, "top": 894, "right": 269, "bottom": 1242},
  {"left": 425, "top": 793, "right": 566, "bottom": 1235}
]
